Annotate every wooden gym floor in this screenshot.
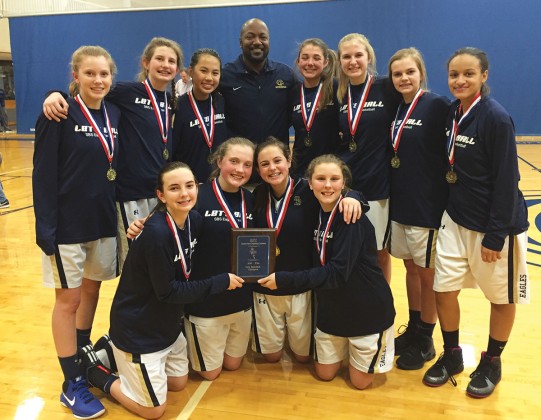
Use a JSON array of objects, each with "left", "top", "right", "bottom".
[{"left": 0, "top": 136, "right": 540, "bottom": 419}]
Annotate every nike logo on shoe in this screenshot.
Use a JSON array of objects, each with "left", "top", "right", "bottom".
[{"left": 62, "top": 393, "right": 76, "bottom": 406}]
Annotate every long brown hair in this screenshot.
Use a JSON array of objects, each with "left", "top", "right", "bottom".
[{"left": 295, "top": 38, "right": 337, "bottom": 111}]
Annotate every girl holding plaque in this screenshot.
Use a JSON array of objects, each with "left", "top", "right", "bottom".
[
  {"left": 42, "top": 37, "right": 183, "bottom": 270},
  {"left": 80, "top": 162, "right": 244, "bottom": 419},
  {"left": 258, "top": 154, "right": 395, "bottom": 390},
  {"left": 252, "top": 137, "right": 363, "bottom": 363},
  {"left": 386, "top": 48, "right": 450, "bottom": 371},
  {"left": 336, "top": 33, "right": 400, "bottom": 284},
  {"left": 291, "top": 38, "right": 340, "bottom": 177},
  {"left": 33, "top": 46, "right": 121, "bottom": 419},
  {"left": 422, "top": 48, "right": 529, "bottom": 398},
  {"left": 172, "top": 48, "right": 229, "bottom": 182},
  {"left": 183, "top": 137, "right": 256, "bottom": 380}
]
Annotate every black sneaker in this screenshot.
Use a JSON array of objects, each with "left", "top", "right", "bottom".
[
  {"left": 93, "top": 334, "right": 117, "bottom": 372},
  {"left": 396, "top": 334, "right": 436, "bottom": 370},
  {"left": 79, "top": 344, "right": 118, "bottom": 394},
  {"left": 394, "top": 323, "right": 419, "bottom": 356},
  {"left": 466, "top": 352, "right": 501, "bottom": 398},
  {"left": 423, "top": 347, "right": 464, "bottom": 387}
]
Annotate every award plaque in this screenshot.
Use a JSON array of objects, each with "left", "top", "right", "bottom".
[{"left": 231, "top": 228, "right": 276, "bottom": 282}]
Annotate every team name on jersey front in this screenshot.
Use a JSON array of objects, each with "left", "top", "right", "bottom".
[
  {"left": 445, "top": 129, "right": 476, "bottom": 147},
  {"left": 393, "top": 118, "right": 423, "bottom": 128},
  {"left": 174, "top": 238, "right": 198, "bottom": 263},
  {"left": 189, "top": 113, "right": 225, "bottom": 127},
  {"left": 134, "top": 97, "right": 169, "bottom": 111},
  {"left": 74, "top": 125, "right": 119, "bottom": 137},
  {"left": 204, "top": 209, "right": 254, "bottom": 222},
  {"left": 340, "top": 101, "right": 384, "bottom": 112},
  {"left": 313, "top": 229, "right": 334, "bottom": 241}
]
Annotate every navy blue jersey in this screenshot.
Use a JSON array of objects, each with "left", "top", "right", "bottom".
[
  {"left": 291, "top": 80, "right": 341, "bottom": 177},
  {"left": 338, "top": 77, "right": 400, "bottom": 200},
  {"left": 110, "top": 210, "right": 230, "bottom": 354},
  {"left": 390, "top": 92, "right": 450, "bottom": 228},
  {"left": 252, "top": 178, "right": 319, "bottom": 296},
  {"left": 446, "top": 96, "right": 528, "bottom": 251},
  {"left": 219, "top": 55, "right": 298, "bottom": 144},
  {"left": 185, "top": 182, "right": 255, "bottom": 318},
  {"left": 33, "top": 98, "right": 120, "bottom": 255},
  {"left": 276, "top": 211, "right": 395, "bottom": 337},
  {"left": 106, "top": 82, "right": 173, "bottom": 202},
  {"left": 172, "top": 93, "right": 228, "bottom": 182}
]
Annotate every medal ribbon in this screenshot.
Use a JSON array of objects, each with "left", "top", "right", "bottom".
[
  {"left": 391, "top": 89, "right": 424, "bottom": 153},
  {"left": 300, "top": 82, "right": 323, "bottom": 135},
  {"left": 143, "top": 78, "right": 169, "bottom": 147},
  {"left": 347, "top": 74, "right": 373, "bottom": 137},
  {"left": 212, "top": 178, "right": 247, "bottom": 228},
  {"left": 187, "top": 91, "right": 215, "bottom": 149},
  {"left": 447, "top": 93, "right": 481, "bottom": 166},
  {"left": 316, "top": 196, "right": 342, "bottom": 266},
  {"left": 266, "top": 177, "right": 294, "bottom": 237},
  {"left": 75, "top": 94, "right": 114, "bottom": 165},
  {"left": 165, "top": 212, "right": 192, "bottom": 280}
]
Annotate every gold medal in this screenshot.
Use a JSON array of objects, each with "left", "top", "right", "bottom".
[
  {"left": 107, "top": 167, "right": 117, "bottom": 181},
  {"left": 304, "top": 136, "right": 312, "bottom": 147},
  {"left": 163, "top": 148, "right": 169, "bottom": 160},
  {"left": 208, "top": 154, "right": 213, "bottom": 164},
  {"left": 391, "top": 155, "right": 400, "bottom": 169},
  {"left": 349, "top": 141, "right": 357, "bottom": 153},
  {"left": 276, "top": 246, "right": 280, "bottom": 257},
  {"left": 445, "top": 170, "right": 458, "bottom": 184}
]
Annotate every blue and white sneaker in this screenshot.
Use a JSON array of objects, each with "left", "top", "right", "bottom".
[{"left": 60, "top": 376, "right": 105, "bottom": 419}]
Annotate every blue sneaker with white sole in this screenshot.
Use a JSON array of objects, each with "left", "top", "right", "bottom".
[{"left": 60, "top": 376, "right": 105, "bottom": 419}]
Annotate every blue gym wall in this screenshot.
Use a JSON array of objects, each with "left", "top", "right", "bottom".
[{"left": 9, "top": 0, "right": 541, "bottom": 135}]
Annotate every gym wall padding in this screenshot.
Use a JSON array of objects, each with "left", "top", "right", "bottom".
[{"left": 9, "top": 0, "right": 541, "bottom": 134}]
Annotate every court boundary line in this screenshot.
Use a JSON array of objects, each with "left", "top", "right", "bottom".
[{"left": 176, "top": 380, "right": 213, "bottom": 420}]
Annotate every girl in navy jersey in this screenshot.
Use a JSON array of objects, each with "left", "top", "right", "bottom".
[
  {"left": 33, "top": 46, "right": 120, "bottom": 419},
  {"left": 172, "top": 48, "right": 229, "bottom": 182},
  {"left": 42, "top": 37, "right": 183, "bottom": 270},
  {"left": 291, "top": 38, "right": 339, "bottom": 177},
  {"left": 336, "top": 33, "right": 400, "bottom": 284},
  {"left": 81, "top": 162, "right": 244, "bottom": 419},
  {"left": 183, "top": 137, "right": 256, "bottom": 380},
  {"left": 252, "top": 137, "right": 363, "bottom": 363},
  {"left": 386, "top": 48, "right": 450, "bottom": 370},
  {"left": 422, "top": 48, "right": 529, "bottom": 398},
  {"left": 258, "top": 154, "right": 395, "bottom": 390}
]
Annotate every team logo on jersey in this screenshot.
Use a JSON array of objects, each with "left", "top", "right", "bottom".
[
  {"left": 275, "top": 79, "right": 287, "bottom": 89},
  {"left": 340, "top": 101, "right": 384, "bottom": 113},
  {"left": 189, "top": 114, "right": 225, "bottom": 127},
  {"left": 74, "top": 125, "right": 118, "bottom": 137},
  {"left": 294, "top": 196, "right": 302, "bottom": 206},
  {"left": 395, "top": 118, "right": 423, "bottom": 128},
  {"left": 135, "top": 97, "right": 167, "bottom": 110},
  {"left": 455, "top": 134, "right": 476, "bottom": 147}
]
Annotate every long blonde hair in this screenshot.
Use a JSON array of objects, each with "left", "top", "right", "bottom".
[
  {"left": 387, "top": 47, "right": 428, "bottom": 94},
  {"left": 336, "top": 33, "right": 377, "bottom": 104},
  {"left": 69, "top": 45, "right": 116, "bottom": 97}
]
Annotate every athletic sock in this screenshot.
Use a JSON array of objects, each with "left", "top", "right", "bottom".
[
  {"left": 486, "top": 336, "right": 507, "bottom": 357},
  {"left": 409, "top": 310, "right": 421, "bottom": 326},
  {"left": 58, "top": 354, "right": 81, "bottom": 381},
  {"left": 441, "top": 329, "right": 459, "bottom": 349},
  {"left": 76, "top": 328, "right": 92, "bottom": 348},
  {"left": 87, "top": 364, "right": 118, "bottom": 395}
]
